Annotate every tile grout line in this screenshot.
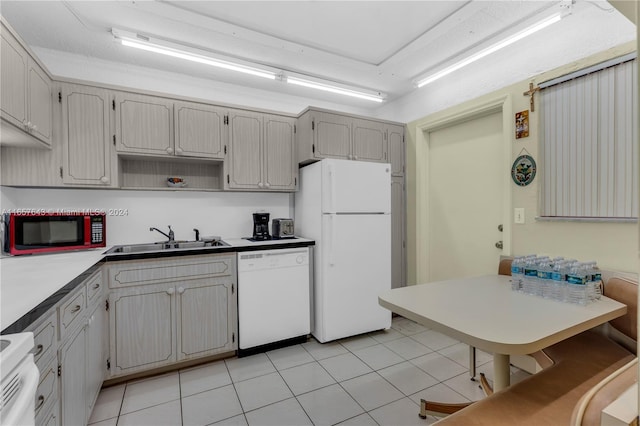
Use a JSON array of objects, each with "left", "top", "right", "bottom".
[{"left": 223, "top": 358, "right": 250, "bottom": 425}]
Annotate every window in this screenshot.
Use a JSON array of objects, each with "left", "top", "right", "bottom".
[{"left": 540, "top": 56, "right": 638, "bottom": 220}]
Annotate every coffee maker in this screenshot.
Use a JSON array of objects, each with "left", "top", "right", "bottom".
[{"left": 252, "top": 212, "right": 271, "bottom": 240}]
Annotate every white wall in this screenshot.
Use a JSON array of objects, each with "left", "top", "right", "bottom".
[{"left": 0, "top": 187, "right": 292, "bottom": 245}]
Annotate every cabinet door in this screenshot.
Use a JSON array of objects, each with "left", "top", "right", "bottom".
[
  {"left": 352, "top": 118, "right": 386, "bottom": 163},
  {"left": 115, "top": 93, "right": 174, "bottom": 156},
  {"left": 388, "top": 125, "right": 404, "bottom": 176},
  {"left": 0, "top": 27, "right": 27, "bottom": 128},
  {"left": 109, "top": 286, "right": 176, "bottom": 376},
  {"left": 59, "top": 326, "right": 87, "bottom": 426},
  {"left": 391, "top": 177, "right": 406, "bottom": 289},
  {"left": 27, "top": 60, "right": 52, "bottom": 146},
  {"left": 263, "top": 114, "right": 296, "bottom": 191},
  {"left": 175, "top": 102, "right": 225, "bottom": 159},
  {"left": 227, "top": 110, "right": 263, "bottom": 189},
  {"left": 313, "top": 111, "right": 351, "bottom": 160},
  {"left": 176, "top": 278, "right": 236, "bottom": 361},
  {"left": 86, "top": 302, "right": 107, "bottom": 415},
  {"left": 62, "top": 84, "right": 112, "bottom": 186}
]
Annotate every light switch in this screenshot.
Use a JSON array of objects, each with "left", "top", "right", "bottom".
[{"left": 514, "top": 208, "right": 525, "bottom": 224}]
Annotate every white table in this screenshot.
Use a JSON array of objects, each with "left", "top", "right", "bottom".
[{"left": 378, "top": 274, "right": 627, "bottom": 391}]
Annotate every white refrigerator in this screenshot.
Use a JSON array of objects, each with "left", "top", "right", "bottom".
[{"left": 295, "top": 159, "right": 392, "bottom": 343}]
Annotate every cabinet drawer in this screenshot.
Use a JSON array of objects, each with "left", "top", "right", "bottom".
[
  {"left": 108, "top": 254, "right": 235, "bottom": 289},
  {"left": 58, "top": 287, "right": 86, "bottom": 339},
  {"left": 34, "top": 358, "right": 57, "bottom": 421},
  {"left": 31, "top": 312, "right": 57, "bottom": 370},
  {"left": 86, "top": 270, "right": 104, "bottom": 308}
]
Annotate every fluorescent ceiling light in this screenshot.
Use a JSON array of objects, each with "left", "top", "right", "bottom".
[
  {"left": 113, "top": 29, "right": 277, "bottom": 80},
  {"left": 286, "top": 76, "right": 385, "bottom": 103},
  {"left": 112, "top": 29, "right": 385, "bottom": 103},
  {"left": 416, "top": 13, "right": 563, "bottom": 88}
]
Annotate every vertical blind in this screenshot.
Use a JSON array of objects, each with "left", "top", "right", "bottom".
[{"left": 540, "top": 58, "right": 638, "bottom": 219}]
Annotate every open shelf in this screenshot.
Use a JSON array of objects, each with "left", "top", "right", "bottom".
[{"left": 119, "top": 156, "right": 223, "bottom": 190}]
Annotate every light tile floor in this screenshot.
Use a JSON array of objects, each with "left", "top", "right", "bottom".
[{"left": 88, "top": 316, "right": 530, "bottom": 426}]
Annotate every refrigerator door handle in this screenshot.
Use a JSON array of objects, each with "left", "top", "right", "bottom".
[
  {"left": 328, "top": 164, "right": 336, "bottom": 213},
  {"left": 328, "top": 215, "right": 335, "bottom": 266}
]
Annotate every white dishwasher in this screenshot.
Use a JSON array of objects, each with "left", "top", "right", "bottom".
[{"left": 237, "top": 247, "right": 311, "bottom": 354}]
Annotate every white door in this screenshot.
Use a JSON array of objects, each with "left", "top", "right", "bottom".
[
  {"left": 321, "top": 159, "right": 391, "bottom": 214},
  {"left": 428, "top": 111, "right": 504, "bottom": 281},
  {"left": 317, "top": 214, "right": 391, "bottom": 342}
]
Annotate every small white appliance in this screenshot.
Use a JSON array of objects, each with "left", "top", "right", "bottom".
[
  {"left": 237, "top": 247, "right": 311, "bottom": 353},
  {"left": 295, "top": 159, "right": 392, "bottom": 343},
  {"left": 0, "top": 332, "right": 39, "bottom": 426}
]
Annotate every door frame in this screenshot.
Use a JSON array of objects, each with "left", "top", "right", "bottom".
[{"left": 415, "top": 94, "right": 513, "bottom": 283}]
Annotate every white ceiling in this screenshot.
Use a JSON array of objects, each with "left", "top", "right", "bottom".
[{"left": 0, "top": 1, "right": 635, "bottom": 109}]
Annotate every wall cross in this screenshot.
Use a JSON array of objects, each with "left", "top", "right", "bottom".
[{"left": 523, "top": 82, "right": 541, "bottom": 112}]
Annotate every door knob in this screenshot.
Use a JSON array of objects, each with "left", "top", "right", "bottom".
[
  {"left": 495, "top": 240, "right": 503, "bottom": 249},
  {"left": 498, "top": 224, "right": 503, "bottom": 232}
]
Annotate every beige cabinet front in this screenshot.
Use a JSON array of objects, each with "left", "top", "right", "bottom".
[
  {"left": 86, "top": 301, "right": 108, "bottom": 416},
  {"left": 109, "top": 285, "right": 176, "bottom": 376},
  {"left": 391, "top": 177, "right": 406, "bottom": 288},
  {"left": 314, "top": 111, "right": 351, "bottom": 160},
  {"left": 387, "top": 124, "right": 405, "bottom": 176},
  {"left": 115, "top": 92, "right": 174, "bottom": 156},
  {"left": 352, "top": 118, "right": 386, "bottom": 162},
  {"left": 174, "top": 101, "right": 226, "bottom": 159},
  {"left": 227, "top": 110, "right": 296, "bottom": 191},
  {"left": 61, "top": 84, "right": 113, "bottom": 186},
  {"left": 58, "top": 324, "right": 87, "bottom": 426},
  {"left": 0, "top": 24, "right": 52, "bottom": 146}
]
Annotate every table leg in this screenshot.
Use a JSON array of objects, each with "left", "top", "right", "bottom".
[{"left": 493, "top": 353, "right": 510, "bottom": 391}]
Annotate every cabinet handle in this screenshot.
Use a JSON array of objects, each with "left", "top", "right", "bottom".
[
  {"left": 177, "top": 287, "right": 185, "bottom": 294},
  {"left": 258, "top": 182, "right": 264, "bottom": 188},
  {"left": 348, "top": 154, "right": 353, "bottom": 160},
  {"left": 31, "top": 124, "right": 37, "bottom": 131},
  {"left": 100, "top": 176, "right": 109, "bottom": 184},
  {"left": 166, "top": 288, "right": 175, "bottom": 295},
  {"left": 23, "top": 120, "right": 28, "bottom": 131},
  {"left": 175, "top": 147, "right": 183, "bottom": 155},
  {"left": 32, "top": 344, "right": 44, "bottom": 356},
  {"left": 354, "top": 155, "right": 358, "bottom": 160},
  {"left": 265, "top": 183, "right": 271, "bottom": 188},
  {"left": 35, "top": 395, "right": 45, "bottom": 410},
  {"left": 166, "top": 147, "right": 174, "bottom": 154},
  {"left": 92, "top": 283, "right": 100, "bottom": 290},
  {"left": 71, "top": 305, "right": 81, "bottom": 313}
]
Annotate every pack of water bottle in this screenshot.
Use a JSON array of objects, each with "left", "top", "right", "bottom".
[{"left": 510, "top": 255, "right": 602, "bottom": 305}]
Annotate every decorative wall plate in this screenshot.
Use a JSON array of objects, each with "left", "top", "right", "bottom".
[{"left": 511, "top": 155, "right": 536, "bottom": 186}]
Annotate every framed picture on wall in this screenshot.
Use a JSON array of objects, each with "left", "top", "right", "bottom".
[{"left": 515, "top": 110, "right": 529, "bottom": 139}]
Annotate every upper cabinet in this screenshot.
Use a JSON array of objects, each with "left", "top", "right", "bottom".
[
  {"left": 225, "top": 110, "right": 297, "bottom": 191},
  {"left": 0, "top": 22, "right": 52, "bottom": 148},
  {"left": 387, "top": 124, "right": 405, "bottom": 176},
  {"left": 297, "top": 108, "right": 403, "bottom": 168},
  {"left": 174, "top": 102, "right": 226, "bottom": 159},
  {"left": 114, "top": 92, "right": 174, "bottom": 156},
  {"left": 61, "top": 84, "right": 114, "bottom": 187}
]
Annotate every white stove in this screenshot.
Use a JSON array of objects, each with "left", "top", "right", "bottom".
[{"left": 0, "top": 332, "right": 38, "bottom": 426}]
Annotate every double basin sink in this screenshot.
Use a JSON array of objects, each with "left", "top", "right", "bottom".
[{"left": 105, "top": 239, "right": 228, "bottom": 255}]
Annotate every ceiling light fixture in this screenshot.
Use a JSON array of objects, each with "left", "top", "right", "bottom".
[
  {"left": 286, "top": 76, "right": 385, "bottom": 103},
  {"left": 112, "top": 29, "right": 278, "bottom": 80},
  {"left": 112, "top": 29, "right": 386, "bottom": 103},
  {"left": 415, "top": 12, "right": 563, "bottom": 88}
]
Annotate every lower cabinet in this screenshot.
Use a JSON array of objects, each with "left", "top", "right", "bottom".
[
  {"left": 59, "top": 323, "right": 87, "bottom": 426},
  {"left": 57, "top": 270, "right": 107, "bottom": 426},
  {"left": 107, "top": 253, "right": 238, "bottom": 377}
]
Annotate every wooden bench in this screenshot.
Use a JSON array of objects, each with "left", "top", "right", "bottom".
[{"left": 434, "top": 276, "right": 637, "bottom": 426}]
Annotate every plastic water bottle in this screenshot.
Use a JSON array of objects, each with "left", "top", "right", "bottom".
[
  {"left": 550, "top": 260, "right": 566, "bottom": 301},
  {"left": 510, "top": 256, "right": 524, "bottom": 291},
  {"left": 538, "top": 257, "right": 554, "bottom": 298},
  {"left": 522, "top": 256, "right": 539, "bottom": 295},
  {"left": 566, "top": 262, "right": 589, "bottom": 305},
  {"left": 586, "top": 261, "right": 602, "bottom": 300}
]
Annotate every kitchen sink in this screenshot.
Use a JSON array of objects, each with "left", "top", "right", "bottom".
[{"left": 105, "top": 239, "right": 228, "bottom": 254}]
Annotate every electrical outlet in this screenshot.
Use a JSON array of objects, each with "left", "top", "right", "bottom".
[{"left": 514, "top": 208, "right": 525, "bottom": 224}]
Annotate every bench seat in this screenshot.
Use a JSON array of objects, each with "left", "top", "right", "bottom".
[{"left": 435, "top": 331, "right": 634, "bottom": 425}]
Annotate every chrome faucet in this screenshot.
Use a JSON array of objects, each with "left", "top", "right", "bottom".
[
  {"left": 193, "top": 228, "right": 200, "bottom": 241},
  {"left": 150, "top": 225, "right": 175, "bottom": 242}
]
